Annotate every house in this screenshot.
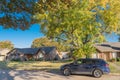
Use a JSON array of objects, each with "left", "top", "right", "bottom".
[
  {"left": 37, "top": 47, "right": 61, "bottom": 60},
  {"left": 93, "top": 42, "right": 120, "bottom": 61},
  {"left": 6, "top": 48, "right": 40, "bottom": 61},
  {"left": 59, "top": 52, "right": 70, "bottom": 59},
  {"left": 6, "top": 47, "right": 61, "bottom": 61},
  {"left": 0, "top": 49, "right": 10, "bottom": 61}
]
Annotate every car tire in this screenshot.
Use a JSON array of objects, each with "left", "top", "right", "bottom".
[
  {"left": 63, "top": 68, "right": 71, "bottom": 76},
  {"left": 93, "top": 69, "right": 102, "bottom": 78}
]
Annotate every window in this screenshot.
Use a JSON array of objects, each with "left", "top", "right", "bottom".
[
  {"left": 76, "top": 59, "right": 83, "bottom": 64},
  {"left": 112, "top": 53, "right": 117, "bottom": 58},
  {"left": 82, "top": 60, "right": 93, "bottom": 65},
  {"left": 39, "top": 54, "right": 43, "bottom": 58}
]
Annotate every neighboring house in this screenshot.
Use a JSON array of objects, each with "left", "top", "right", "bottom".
[
  {"left": 0, "top": 49, "right": 10, "bottom": 61},
  {"left": 6, "top": 47, "right": 61, "bottom": 61},
  {"left": 37, "top": 47, "right": 61, "bottom": 60},
  {"left": 6, "top": 48, "right": 39, "bottom": 61},
  {"left": 93, "top": 42, "right": 120, "bottom": 61},
  {"left": 60, "top": 52, "right": 69, "bottom": 59}
]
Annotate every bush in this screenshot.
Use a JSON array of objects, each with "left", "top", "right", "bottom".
[
  {"left": 36, "top": 58, "right": 43, "bottom": 61},
  {"left": 110, "top": 58, "right": 116, "bottom": 62},
  {"left": 11, "top": 58, "right": 21, "bottom": 61},
  {"left": 116, "top": 57, "right": 120, "bottom": 61},
  {"left": 29, "top": 58, "right": 35, "bottom": 61}
]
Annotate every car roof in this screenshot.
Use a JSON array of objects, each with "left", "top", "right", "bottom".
[
  {"left": 78, "top": 58, "right": 104, "bottom": 61},
  {"left": 76, "top": 58, "right": 107, "bottom": 64}
]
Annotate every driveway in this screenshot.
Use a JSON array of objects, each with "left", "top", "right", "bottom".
[{"left": 0, "top": 70, "right": 120, "bottom": 80}]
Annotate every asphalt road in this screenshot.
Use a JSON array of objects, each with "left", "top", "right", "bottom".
[{"left": 0, "top": 70, "right": 120, "bottom": 80}]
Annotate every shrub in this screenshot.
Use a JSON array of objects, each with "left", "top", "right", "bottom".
[
  {"left": 36, "top": 58, "right": 43, "bottom": 61},
  {"left": 29, "top": 58, "right": 35, "bottom": 61},
  {"left": 11, "top": 58, "right": 21, "bottom": 61},
  {"left": 110, "top": 58, "right": 116, "bottom": 62},
  {"left": 116, "top": 57, "right": 120, "bottom": 61}
]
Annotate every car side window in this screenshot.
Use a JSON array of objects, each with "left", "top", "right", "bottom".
[
  {"left": 94, "top": 60, "right": 100, "bottom": 65},
  {"left": 83, "top": 60, "right": 93, "bottom": 65},
  {"left": 76, "top": 59, "right": 83, "bottom": 64}
]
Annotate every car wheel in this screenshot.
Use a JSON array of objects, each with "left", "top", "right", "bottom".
[
  {"left": 63, "top": 68, "right": 71, "bottom": 76},
  {"left": 93, "top": 69, "right": 102, "bottom": 78}
]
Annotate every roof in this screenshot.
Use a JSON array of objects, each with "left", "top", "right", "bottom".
[
  {"left": 14, "top": 48, "right": 40, "bottom": 55},
  {"left": 11, "top": 46, "right": 56, "bottom": 55},
  {"left": 78, "top": 58, "right": 105, "bottom": 61},
  {"left": 94, "top": 42, "right": 120, "bottom": 52},
  {"left": 39, "top": 46, "right": 56, "bottom": 54}
]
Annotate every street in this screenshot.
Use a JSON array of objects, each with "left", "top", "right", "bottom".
[{"left": 0, "top": 70, "right": 120, "bottom": 80}]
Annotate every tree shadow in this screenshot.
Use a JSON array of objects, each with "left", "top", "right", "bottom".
[
  {"left": 7, "top": 69, "right": 71, "bottom": 80},
  {"left": 46, "top": 68, "right": 95, "bottom": 78},
  {"left": 9, "top": 70, "right": 54, "bottom": 80},
  {"left": 0, "top": 70, "right": 14, "bottom": 80},
  {"left": 0, "top": 61, "right": 14, "bottom": 80},
  {"left": 46, "top": 69, "right": 76, "bottom": 79},
  {"left": 0, "top": 61, "right": 95, "bottom": 80}
]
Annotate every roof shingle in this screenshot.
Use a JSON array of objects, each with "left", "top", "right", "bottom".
[{"left": 94, "top": 42, "right": 120, "bottom": 52}]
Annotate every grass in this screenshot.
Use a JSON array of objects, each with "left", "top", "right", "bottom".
[
  {"left": 109, "top": 62, "right": 120, "bottom": 73},
  {"left": 0, "top": 61, "right": 72, "bottom": 70},
  {"left": 114, "top": 62, "right": 120, "bottom": 66},
  {"left": 0, "top": 61, "right": 120, "bottom": 73},
  {"left": 109, "top": 64, "right": 119, "bottom": 73},
  {"left": 0, "top": 61, "right": 9, "bottom": 69}
]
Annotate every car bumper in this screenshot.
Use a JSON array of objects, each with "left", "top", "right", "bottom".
[{"left": 103, "top": 68, "right": 110, "bottom": 74}]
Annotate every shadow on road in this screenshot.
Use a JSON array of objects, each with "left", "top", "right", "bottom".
[
  {"left": 0, "top": 61, "right": 14, "bottom": 80},
  {"left": 0, "top": 61, "right": 97, "bottom": 80},
  {"left": 0, "top": 70, "right": 14, "bottom": 80},
  {"left": 46, "top": 69, "right": 94, "bottom": 78}
]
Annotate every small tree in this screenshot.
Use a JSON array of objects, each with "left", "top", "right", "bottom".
[
  {"left": 31, "top": 37, "right": 69, "bottom": 51},
  {"left": 0, "top": 41, "right": 14, "bottom": 49}
]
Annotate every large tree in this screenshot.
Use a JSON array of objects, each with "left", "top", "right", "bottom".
[
  {"left": 31, "top": 37, "right": 69, "bottom": 51},
  {"left": 33, "top": 0, "right": 120, "bottom": 58},
  {"left": 0, "top": 41, "right": 14, "bottom": 49},
  {"left": 0, "top": 0, "right": 37, "bottom": 30}
]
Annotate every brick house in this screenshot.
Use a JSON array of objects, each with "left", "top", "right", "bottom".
[{"left": 93, "top": 42, "right": 120, "bottom": 61}]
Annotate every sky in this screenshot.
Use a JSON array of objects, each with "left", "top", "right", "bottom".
[
  {"left": 106, "top": 33, "right": 119, "bottom": 42},
  {"left": 0, "top": 24, "right": 44, "bottom": 48},
  {"left": 0, "top": 24, "right": 119, "bottom": 48}
]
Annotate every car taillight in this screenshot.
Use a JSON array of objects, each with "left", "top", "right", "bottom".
[{"left": 105, "top": 64, "right": 109, "bottom": 67}]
